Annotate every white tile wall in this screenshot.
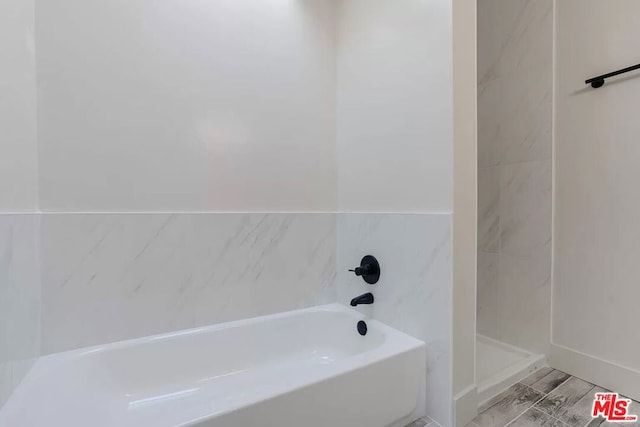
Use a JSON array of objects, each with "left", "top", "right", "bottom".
[
  {"left": 336, "top": 0, "right": 453, "bottom": 212},
  {"left": 0, "top": 212, "right": 454, "bottom": 427},
  {"left": 498, "top": 243, "right": 551, "bottom": 354},
  {"left": 477, "top": 251, "right": 498, "bottom": 337},
  {"left": 0, "top": 215, "right": 40, "bottom": 407},
  {"left": 476, "top": 0, "right": 553, "bottom": 354},
  {"left": 0, "top": 0, "right": 39, "bottom": 407},
  {"left": 499, "top": 161, "right": 552, "bottom": 258},
  {"left": 40, "top": 213, "right": 337, "bottom": 354},
  {"left": 36, "top": 0, "right": 338, "bottom": 212},
  {"left": 478, "top": 0, "right": 553, "bottom": 168},
  {"left": 478, "top": 167, "right": 500, "bottom": 253},
  {"left": 0, "top": 0, "right": 38, "bottom": 211},
  {"left": 2, "top": 1, "right": 457, "bottom": 419},
  {"left": 337, "top": 214, "right": 452, "bottom": 427}
]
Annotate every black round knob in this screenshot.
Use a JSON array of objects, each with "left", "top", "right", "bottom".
[{"left": 348, "top": 255, "right": 380, "bottom": 285}]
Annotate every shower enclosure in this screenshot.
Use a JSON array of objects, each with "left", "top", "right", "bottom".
[{"left": 475, "top": 0, "right": 553, "bottom": 405}]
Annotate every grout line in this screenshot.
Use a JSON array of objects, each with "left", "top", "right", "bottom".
[
  {"left": 519, "top": 370, "right": 573, "bottom": 396},
  {"left": 503, "top": 392, "right": 550, "bottom": 427},
  {"left": 530, "top": 374, "right": 574, "bottom": 398},
  {"left": 491, "top": 371, "right": 629, "bottom": 427},
  {"left": 502, "top": 375, "right": 575, "bottom": 427},
  {"left": 550, "top": 0, "right": 558, "bottom": 355},
  {"left": 533, "top": 408, "right": 574, "bottom": 427},
  {"left": 3, "top": 211, "right": 456, "bottom": 216},
  {"left": 541, "top": 375, "right": 575, "bottom": 398},
  {"left": 478, "top": 158, "right": 552, "bottom": 171},
  {"left": 480, "top": 370, "right": 616, "bottom": 427},
  {"left": 521, "top": 382, "right": 547, "bottom": 394},
  {"left": 526, "top": 382, "right": 558, "bottom": 395},
  {"left": 496, "top": 156, "right": 503, "bottom": 341}
]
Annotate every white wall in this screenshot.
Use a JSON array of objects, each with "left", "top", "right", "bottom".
[
  {"left": 336, "top": 0, "right": 453, "bottom": 213},
  {"left": 0, "top": 0, "right": 40, "bottom": 408},
  {"left": 3, "top": 2, "right": 458, "bottom": 425},
  {"left": 335, "top": 2, "right": 455, "bottom": 425},
  {"left": 0, "top": 216, "right": 40, "bottom": 406},
  {"left": 338, "top": 214, "right": 452, "bottom": 426},
  {"left": 553, "top": 0, "right": 640, "bottom": 401},
  {"left": 36, "top": 0, "right": 337, "bottom": 212},
  {"left": 36, "top": 0, "right": 456, "bottom": 214},
  {"left": 0, "top": 0, "right": 38, "bottom": 211},
  {"left": 31, "top": 0, "right": 342, "bottom": 392},
  {"left": 477, "top": 0, "right": 553, "bottom": 355}
]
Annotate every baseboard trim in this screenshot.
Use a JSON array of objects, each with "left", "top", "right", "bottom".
[
  {"left": 551, "top": 344, "right": 640, "bottom": 401},
  {"left": 453, "top": 384, "right": 477, "bottom": 427}
]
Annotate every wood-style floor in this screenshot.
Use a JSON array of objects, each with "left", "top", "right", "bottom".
[
  {"left": 405, "top": 367, "right": 639, "bottom": 427},
  {"left": 470, "top": 368, "right": 640, "bottom": 427}
]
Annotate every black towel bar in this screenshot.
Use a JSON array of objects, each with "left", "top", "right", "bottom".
[{"left": 586, "top": 63, "right": 640, "bottom": 88}]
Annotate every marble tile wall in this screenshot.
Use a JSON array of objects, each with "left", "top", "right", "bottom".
[
  {"left": 0, "top": 215, "right": 40, "bottom": 408},
  {"left": 39, "top": 213, "right": 337, "bottom": 354},
  {"left": 477, "top": 0, "right": 553, "bottom": 354},
  {"left": 1, "top": 211, "right": 454, "bottom": 421},
  {"left": 337, "top": 214, "right": 452, "bottom": 427},
  {"left": 0, "top": 211, "right": 454, "bottom": 425}
]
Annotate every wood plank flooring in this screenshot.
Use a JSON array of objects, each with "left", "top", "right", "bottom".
[{"left": 468, "top": 369, "right": 640, "bottom": 427}]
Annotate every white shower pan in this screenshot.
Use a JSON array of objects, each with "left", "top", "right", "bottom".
[
  {"left": 0, "top": 304, "right": 426, "bottom": 427},
  {"left": 476, "top": 334, "right": 546, "bottom": 408}
]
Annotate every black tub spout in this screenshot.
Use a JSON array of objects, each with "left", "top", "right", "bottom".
[{"left": 350, "top": 293, "right": 374, "bottom": 307}]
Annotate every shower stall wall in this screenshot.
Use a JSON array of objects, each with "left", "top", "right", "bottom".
[{"left": 476, "top": 0, "right": 553, "bottom": 401}]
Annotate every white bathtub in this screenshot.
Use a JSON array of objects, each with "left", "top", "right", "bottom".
[{"left": 0, "top": 304, "right": 426, "bottom": 427}]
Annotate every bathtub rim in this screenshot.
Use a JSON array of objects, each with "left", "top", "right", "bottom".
[{"left": 1, "top": 303, "right": 426, "bottom": 427}]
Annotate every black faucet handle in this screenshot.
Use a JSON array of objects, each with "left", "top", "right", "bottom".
[
  {"left": 348, "top": 255, "right": 380, "bottom": 285},
  {"left": 349, "top": 265, "right": 372, "bottom": 276}
]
